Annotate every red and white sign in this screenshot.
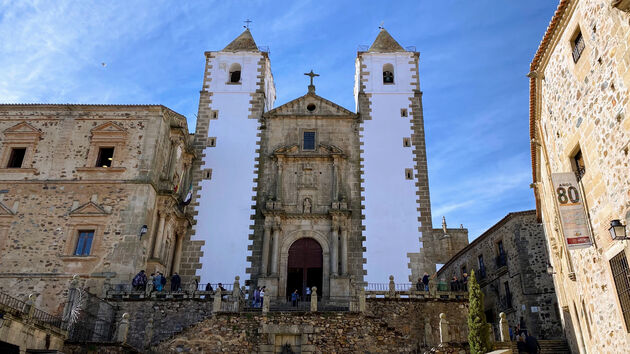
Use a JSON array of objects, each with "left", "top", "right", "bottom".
[{"left": 551, "top": 172, "right": 592, "bottom": 248}]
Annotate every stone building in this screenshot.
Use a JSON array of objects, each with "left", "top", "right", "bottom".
[
  {"left": 0, "top": 104, "right": 195, "bottom": 313},
  {"left": 436, "top": 210, "right": 563, "bottom": 340},
  {"left": 529, "top": 0, "right": 630, "bottom": 352}
]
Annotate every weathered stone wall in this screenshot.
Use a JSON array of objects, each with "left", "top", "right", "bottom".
[
  {"left": 0, "top": 306, "right": 66, "bottom": 353},
  {"left": 531, "top": 0, "right": 630, "bottom": 352},
  {"left": 0, "top": 105, "right": 194, "bottom": 313},
  {"left": 437, "top": 211, "right": 562, "bottom": 340},
  {"left": 148, "top": 298, "right": 469, "bottom": 353}
]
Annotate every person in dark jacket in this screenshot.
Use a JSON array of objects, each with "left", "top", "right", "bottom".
[
  {"left": 170, "top": 272, "right": 181, "bottom": 291},
  {"left": 132, "top": 270, "right": 147, "bottom": 291},
  {"left": 524, "top": 334, "right": 541, "bottom": 354},
  {"left": 422, "top": 272, "right": 430, "bottom": 291}
]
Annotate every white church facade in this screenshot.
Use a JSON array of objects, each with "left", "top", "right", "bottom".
[{"left": 187, "top": 28, "right": 468, "bottom": 298}]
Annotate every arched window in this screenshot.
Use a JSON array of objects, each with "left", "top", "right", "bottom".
[
  {"left": 383, "top": 63, "right": 394, "bottom": 84},
  {"left": 229, "top": 63, "right": 241, "bottom": 83}
]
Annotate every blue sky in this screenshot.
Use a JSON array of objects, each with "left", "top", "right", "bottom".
[{"left": 0, "top": 1, "right": 558, "bottom": 277}]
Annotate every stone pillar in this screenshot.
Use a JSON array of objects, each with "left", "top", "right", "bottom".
[
  {"left": 152, "top": 213, "right": 166, "bottom": 259},
  {"left": 331, "top": 224, "right": 339, "bottom": 276},
  {"left": 232, "top": 276, "right": 240, "bottom": 297},
  {"left": 261, "top": 225, "right": 271, "bottom": 275},
  {"left": 213, "top": 288, "right": 222, "bottom": 313},
  {"left": 276, "top": 159, "right": 283, "bottom": 202},
  {"left": 439, "top": 313, "right": 449, "bottom": 344},
  {"left": 340, "top": 225, "right": 348, "bottom": 275},
  {"left": 358, "top": 286, "right": 366, "bottom": 313},
  {"left": 262, "top": 294, "right": 270, "bottom": 313},
  {"left": 172, "top": 233, "right": 184, "bottom": 274},
  {"left": 310, "top": 287, "right": 317, "bottom": 312},
  {"left": 388, "top": 275, "right": 395, "bottom": 297},
  {"left": 499, "top": 312, "right": 510, "bottom": 342},
  {"left": 424, "top": 317, "right": 433, "bottom": 347},
  {"left": 271, "top": 224, "right": 280, "bottom": 275},
  {"left": 332, "top": 157, "right": 339, "bottom": 200},
  {"left": 116, "top": 313, "right": 130, "bottom": 343},
  {"left": 25, "top": 294, "right": 36, "bottom": 318}
]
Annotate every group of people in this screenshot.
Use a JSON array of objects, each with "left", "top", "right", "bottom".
[
  {"left": 511, "top": 325, "right": 541, "bottom": 354},
  {"left": 131, "top": 270, "right": 181, "bottom": 292},
  {"left": 251, "top": 286, "right": 266, "bottom": 307},
  {"left": 449, "top": 273, "right": 468, "bottom": 291}
]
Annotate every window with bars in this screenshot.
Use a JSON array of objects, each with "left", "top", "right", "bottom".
[
  {"left": 572, "top": 31, "right": 585, "bottom": 63},
  {"left": 610, "top": 251, "right": 630, "bottom": 332},
  {"left": 302, "top": 131, "right": 316, "bottom": 150}
]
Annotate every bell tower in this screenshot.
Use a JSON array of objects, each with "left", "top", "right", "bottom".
[
  {"left": 355, "top": 28, "right": 468, "bottom": 282},
  {"left": 183, "top": 28, "right": 276, "bottom": 283}
]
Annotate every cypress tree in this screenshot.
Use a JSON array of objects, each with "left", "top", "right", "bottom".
[{"left": 467, "top": 270, "right": 492, "bottom": 353}]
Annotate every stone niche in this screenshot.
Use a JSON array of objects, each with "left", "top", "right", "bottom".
[{"left": 259, "top": 324, "right": 315, "bottom": 354}]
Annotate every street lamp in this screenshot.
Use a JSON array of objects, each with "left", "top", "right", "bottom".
[
  {"left": 139, "top": 225, "right": 148, "bottom": 239},
  {"left": 609, "top": 219, "right": 628, "bottom": 241}
]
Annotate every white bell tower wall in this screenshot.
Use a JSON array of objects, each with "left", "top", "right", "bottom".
[
  {"left": 186, "top": 49, "right": 275, "bottom": 284},
  {"left": 355, "top": 50, "right": 429, "bottom": 283}
]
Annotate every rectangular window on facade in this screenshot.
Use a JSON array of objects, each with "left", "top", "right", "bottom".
[
  {"left": 405, "top": 168, "right": 413, "bottom": 180},
  {"left": 478, "top": 254, "right": 486, "bottom": 278},
  {"left": 572, "top": 148, "right": 586, "bottom": 181},
  {"left": 400, "top": 108, "right": 408, "bottom": 117},
  {"left": 74, "top": 230, "right": 95, "bottom": 256},
  {"left": 208, "top": 137, "right": 216, "bottom": 147},
  {"left": 403, "top": 137, "right": 411, "bottom": 147},
  {"left": 96, "top": 147, "right": 114, "bottom": 167},
  {"left": 610, "top": 251, "right": 630, "bottom": 332},
  {"left": 302, "top": 131, "right": 316, "bottom": 150},
  {"left": 572, "top": 30, "right": 585, "bottom": 63},
  {"left": 7, "top": 147, "right": 26, "bottom": 168}
]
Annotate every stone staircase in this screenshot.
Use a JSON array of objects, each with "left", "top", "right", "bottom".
[{"left": 493, "top": 339, "right": 570, "bottom": 353}]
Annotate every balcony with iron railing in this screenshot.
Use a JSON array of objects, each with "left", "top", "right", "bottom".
[{"left": 0, "top": 291, "right": 66, "bottom": 331}]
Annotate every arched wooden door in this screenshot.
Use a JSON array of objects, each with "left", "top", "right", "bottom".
[{"left": 287, "top": 238, "right": 323, "bottom": 299}]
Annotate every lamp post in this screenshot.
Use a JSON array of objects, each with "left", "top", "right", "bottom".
[{"left": 609, "top": 219, "right": 628, "bottom": 241}]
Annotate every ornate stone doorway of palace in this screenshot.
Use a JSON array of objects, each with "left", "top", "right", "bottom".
[{"left": 287, "top": 238, "right": 323, "bottom": 299}]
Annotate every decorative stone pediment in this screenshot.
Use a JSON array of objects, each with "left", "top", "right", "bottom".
[
  {"left": 91, "top": 122, "right": 127, "bottom": 143},
  {"left": 264, "top": 93, "right": 357, "bottom": 118},
  {"left": 3, "top": 122, "right": 41, "bottom": 143},
  {"left": 273, "top": 144, "right": 344, "bottom": 158},
  {"left": 70, "top": 202, "right": 109, "bottom": 216}
]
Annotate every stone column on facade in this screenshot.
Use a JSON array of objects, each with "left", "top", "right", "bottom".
[
  {"left": 152, "top": 213, "right": 166, "bottom": 259},
  {"left": 261, "top": 224, "right": 272, "bottom": 275},
  {"left": 331, "top": 222, "right": 339, "bottom": 276},
  {"left": 275, "top": 158, "right": 284, "bottom": 202},
  {"left": 332, "top": 156, "right": 339, "bottom": 201},
  {"left": 388, "top": 275, "right": 395, "bottom": 298},
  {"left": 172, "top": 232, "right": 184, "bottom": 274},
  {"left": 270, "top": 221, "right": 281, "bottom": 275},
  {"left": 340, "top": 224, "right": 348, "bottom": 275}
]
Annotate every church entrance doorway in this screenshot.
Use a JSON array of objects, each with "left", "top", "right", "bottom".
[{"left": 287, "top": 238, "right": 322, "bottom": 300}]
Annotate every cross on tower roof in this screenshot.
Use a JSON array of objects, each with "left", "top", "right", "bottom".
[
  {"left": 304, "top": 70, "right": 319, "bottom": 93},
  {"left": 244, "top": 19, "right": 252, "bottom": 29}
]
